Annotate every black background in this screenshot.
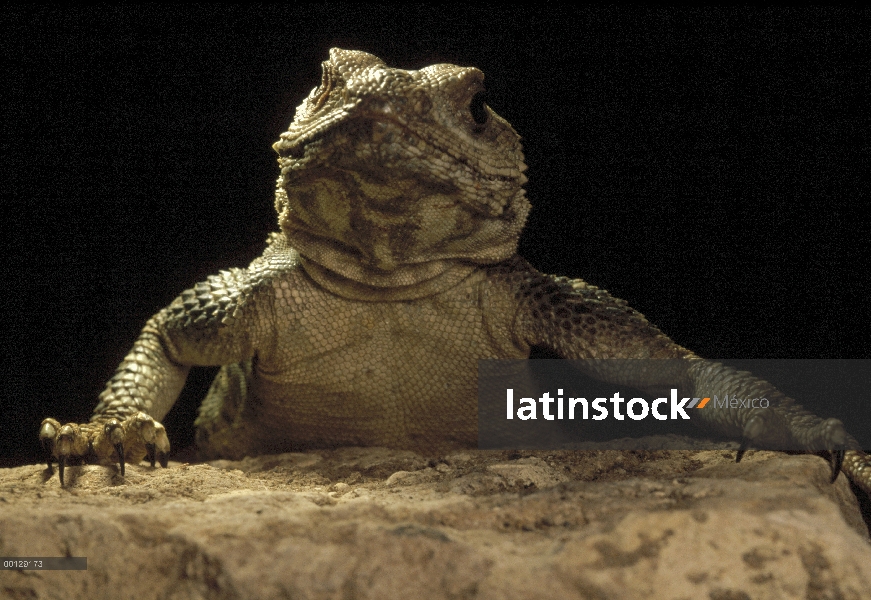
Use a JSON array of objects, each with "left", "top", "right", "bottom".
[{"left": 3, "top": 6, "right": 869, "bottom": 466}]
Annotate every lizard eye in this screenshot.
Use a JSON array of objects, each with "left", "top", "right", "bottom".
[{"left": 469, "top": 91, "right": 489, "bottom": 127}]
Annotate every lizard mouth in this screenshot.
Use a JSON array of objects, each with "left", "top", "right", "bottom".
[{"left": 276, "top": 115, "right": 526, "bottom": 218}]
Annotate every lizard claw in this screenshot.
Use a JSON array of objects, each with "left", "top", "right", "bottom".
[
  {"left": 105, "top": 419, "right": 126, "bottom": 476},
  {"left": 39, "top": 412, "right": 170, "bottom": 485},
  {"left": 146, "top": 442, "right": 169, "bottom": 468},
  {"left": 134, "top": 413, "right": 170, "bottom": 468},
  {"left": 735, "top": 413, "right": 766, "bottom": 463},
  {"left": 735, "top": 437, "right": 750, "bottom": 463},
  {"left": 114, "top": 443, "right": 125, "bottom": 476},
  {"left": 39, "top": 418, "right": 60, "bottom": 470},
  {"left": 58, "top": 455, "right": 67, "bottom": 487},
  {"left": 145, "top": 444, "right": 169, "bottom": 469},
  {"left": 146, "top": 443, "right": 156, "bottom": 468},
  {"left": 820, "top": 418, "right": 848, "bottom": 484},
  {"left": 53, "top": 423, "right": 88, "bottom": 487}
]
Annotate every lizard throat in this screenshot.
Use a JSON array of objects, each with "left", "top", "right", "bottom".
[
  {"left": 273, "top": 175, "right": 530, "bottom": 297},
  {"left": 298, "top": 255, "right": 478, "bottom": 301}
]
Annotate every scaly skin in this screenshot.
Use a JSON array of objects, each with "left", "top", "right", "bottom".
[{"left": 40, "top": 49, "right": 870, "bottom": 496}]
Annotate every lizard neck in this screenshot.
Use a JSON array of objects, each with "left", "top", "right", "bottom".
[{"left": 298, "top": 255, "right": 477, "bottom": 301}]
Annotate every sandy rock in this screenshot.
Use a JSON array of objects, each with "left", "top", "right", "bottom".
[{"left": 1, "top": 442, "right": 869, "bottom": 600}]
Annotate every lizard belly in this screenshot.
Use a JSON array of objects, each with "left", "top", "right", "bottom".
[
  {"left": 246, "top": 275, "right": 522, "bottom": 450},
  {"left": 252, "top": 342, "right": 480, "bottom": 449}
]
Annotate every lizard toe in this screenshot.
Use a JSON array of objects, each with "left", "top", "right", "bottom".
[
  {"left": 132, "top": 412, "right": 170, "bottom": 468},
  {"left": 39, "top": 418, "right": 61, "bottom": 469},
  {"left": 53, "top": 423, "right": 90, "bottom": 486},
  {"left": 735, "top": 413, "right": 767, "bottom": 463},
  {"left": 39, "top": 413, "right": 169, "bottom": 485},
  {"left": 819, "top": 418, "right": 848, "bottom": 483},
  {"left": 104, "top": 419, "right": 126, "bottom": 477}
]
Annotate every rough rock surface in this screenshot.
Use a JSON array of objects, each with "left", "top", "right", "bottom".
[{"left": 2, "top": 440, "right": 870, "bottom": 600}]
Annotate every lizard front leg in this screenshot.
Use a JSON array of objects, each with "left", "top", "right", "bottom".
[
  {"left": 39, "top": 318, "right": 187, "bottom": 484},
  {"left": 40, "top": 253, "right": 285, "bottom": 485},
  {"left": 503, "top": 257, "right": 871, "bottom": 497}
]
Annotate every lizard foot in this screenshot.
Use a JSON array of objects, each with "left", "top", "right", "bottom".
[
  {"left": 734, "top": 413, "right": 862, "bottom": 491},
  {"left": 39, "top": 412, "right": 169, "bottom": 486},
  {"left": 734, "top": 413, "right": 767, "bottom": 464},
  {"left": 790, "top": 416, "right": 850, "bottom": 485},
  {"left": 735, "top": 412, "right": 769, "bottom": 462},
  {"left": 818, "top": 417, "right": 847, "bottom": 484}
]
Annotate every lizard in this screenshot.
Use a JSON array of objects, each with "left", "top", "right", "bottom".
[{"left": 39, "top": 48, "right": 870, "bottom": 497}]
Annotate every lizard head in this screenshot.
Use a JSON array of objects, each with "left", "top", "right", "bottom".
[{"left": 272, "top": 48, "right": 530, "bottom": 295}]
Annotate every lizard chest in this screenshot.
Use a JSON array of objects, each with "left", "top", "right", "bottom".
[
  {"left": 239, "top": 270, "right": 524, "bottom": 447},
  {"left": 261, "top": 274, "right": 519, "bottom": 387}
]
